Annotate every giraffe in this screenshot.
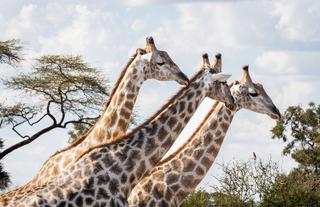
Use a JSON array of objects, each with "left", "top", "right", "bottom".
[
  {"left": 0, "top": 37, "right": 190, "bottom": 200},
  {"left": 3, "top": 54, "right": 235, "bottom": 207},
  {"left": 128, "top": 63, "right": 281, "bottom": 207}
]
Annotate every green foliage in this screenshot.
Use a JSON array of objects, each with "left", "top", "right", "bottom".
[
  {"left": 180, "top": 159, "right": 280, "bottom": 207},
  {"left": 0, "top": 163, "right": 10, "bottom": 190},
  {"left": 0, "top": 39, "right": 23, "bottom": 66},
  {"left": 212, "top": 192, "right": 252, "bottom": 207},
  {"left": 260, "top": 169, "right": 320, "bottom": 207},
  {"left": 68, "top": 120, "right": 95, "bottom": 143},
  {"left": 3, "top": 55, "right": 109, "bottom": 115},
  {"left": 0, "top": 102, "right": 40, "bottom": 128},
  {"left": 266, "top": 102, "right": 320, "bottom": 205},
  {"left": 0, "top": 124, "right": 9, "bottom": 189},
  {"left": 181, "top": 190, "right": 214, "bottom": 207},
  {"left": 271, "top": 102, "right": 320, "bottom": 172},
  {"left": 212, "top": 158, "right": 279, "bottom": 206}
]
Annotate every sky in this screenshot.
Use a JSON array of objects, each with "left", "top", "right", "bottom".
[{"left": 0, "top": 0, "right": 320, "bottom": 191}]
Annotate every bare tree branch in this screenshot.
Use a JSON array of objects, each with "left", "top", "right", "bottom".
[
  {"left": 0, "top": 124, "right": 57, "bottom": 160},
  {"left": 12, "top": 121, "right": 30, "bottom": 139},
  {"left": 27, "top": 114, "right": 48, "bottom": 126},
  {"left": 62, "top": 116, "right": 99, "bottom": 128}
]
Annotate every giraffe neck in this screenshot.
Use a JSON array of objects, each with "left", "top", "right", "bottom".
[
  {"left": 172, "top": 102, "right": 235, "bottom": 204},
  {"left": 128, "top": 102, "right": 236, "bottom": 206},
  {"left": 104, "top": 79, "right": 208, "bottom": 195},
  {"left": 87, "top": 60, "right": 145, "bottom": 144},
  {"left": 57, "top": 76, "right": 209, "bottom": 200},
  {"left": 3, "top": 73, "right": 215, "bottom": 206}
]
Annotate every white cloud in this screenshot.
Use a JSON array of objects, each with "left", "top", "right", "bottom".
[
  {"left": 154, "top": 3, "right": 241, "bottom": 54},
  {"left": 255, "top": 51, "right": 297, "bottom": 74},
  {"left": 131, "top": 19, "right": 144, "bottom": 31},
  {"left": 2, "top": 128, "right": 69, "bottom": 187},
  {"left": 272, "top": 0, "right": 320, "bottom": 42},
  {"left": 120, "top": 0, "right": 251, "bottom": 7},
  {"left": 254, "top": 50, "right": 320, "bottom": 109},
  {"left": 4, "top": 4, "right": 37, "bottom": 39},
  {"left": 39, "top": 4, "right": 111, "bottom": 55},
  {"left": 120, "top": 0, "right": 149, "bottom": 6},
  {"left": 278, "top": 80, "right": 316, "bottom": 108}
]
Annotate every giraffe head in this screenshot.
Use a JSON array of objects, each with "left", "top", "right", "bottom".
[
  {"left": 230, "top": 65, "right": 281, "bottom": 119},
  {"left": 200, "top": 53, "right": 235, "bottom": 107},
  {"left": 136, "top": 36, "right": 189, "bottom": 86}
]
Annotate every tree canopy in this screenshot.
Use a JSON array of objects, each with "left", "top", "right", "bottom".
[
  {"left": 0, "top": 39, "right": 23, "bottom": 66},
  {"left": 211, "top": 158, "right": 280, "bottom": 207},
  {"left": 181, "top": 190, "right": 214, "bottom": 207},
  {"left": 271, "top": 102, "right": 320, "bottom": 172},
  {"left": 0, "top": 55, "right": 110, "bottom": 160}
]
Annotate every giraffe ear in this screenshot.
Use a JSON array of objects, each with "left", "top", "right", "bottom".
[
  {"left": 248, "top": 87, "right": 258, "bottom": 97},
  {"left": 140, "top": 53, "right": 152, "bottom": 62},
  {"left": 136, "top": 48, "right": 146, "bottom": 55},
  {"left": 213, "top": 73, "right": 231, "bottom": 82}
]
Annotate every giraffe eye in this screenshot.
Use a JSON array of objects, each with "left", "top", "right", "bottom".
[
  {"left": 157, "top": 62, "right": 165, "bottom": 66},
  {"left": 209, "top": 69, "right": 216, "bottom": 74},
  {"left": 249, "top": 92, "right": 259, "bottom": 97},
  {"left": 248, "top": 87, "right": 258, "bottom": 97}
]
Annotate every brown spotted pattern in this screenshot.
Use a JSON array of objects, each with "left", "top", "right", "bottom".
[
  {"left": 128, "top": 67, "right": 281, "bottom": 207},
  {"left": 2, "top": 59, "right": 234, "bottom": 207},
  {"left": 0, "top": 37, "right": 188, "bottom": 205}
]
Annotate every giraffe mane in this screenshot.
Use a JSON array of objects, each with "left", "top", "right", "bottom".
[
  {"left": 42, "top": 50, "right": 140, "bottom": 162},
  {"left": 103, "top": 51, "right": 141, "bottom": 111},
  {"left": 157, "top": 101, "right": 220, "bottom": 166},
  {"left": 75, "top": 70, "right": 206, "bottom": 162}
]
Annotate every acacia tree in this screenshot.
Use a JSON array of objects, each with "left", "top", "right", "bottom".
[
  {"left": 260, "top": 102, "right": 320, "bottom": 206},
  {"left": 260, "top": 169, "right": 320, "bottom": 207},
  {"left": 0, "top": 55, "right": 110, "bottom": 160},
  {"left": 211, "top": 158, "right": 280, "bottom": 207},
  {"left": 0, "top": 39, "right": 23, "bottom": 66},
  {"left": 181, "top": 190, "right": 214, "bottom": 207},
  {"left": 271, "top": 102, "right": 320, "bottom": 173}
]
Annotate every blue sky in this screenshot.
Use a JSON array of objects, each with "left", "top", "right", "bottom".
[{"left": 0, "top": 0, "right": 320, "bottom": 190}]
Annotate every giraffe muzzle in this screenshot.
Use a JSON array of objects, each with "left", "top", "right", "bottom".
[
  {"left": 177, "top": 72, "right": 190, "bottom": 86},
  {"left": 270, "top": 105, "right": 281, "bottom": 120}
]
